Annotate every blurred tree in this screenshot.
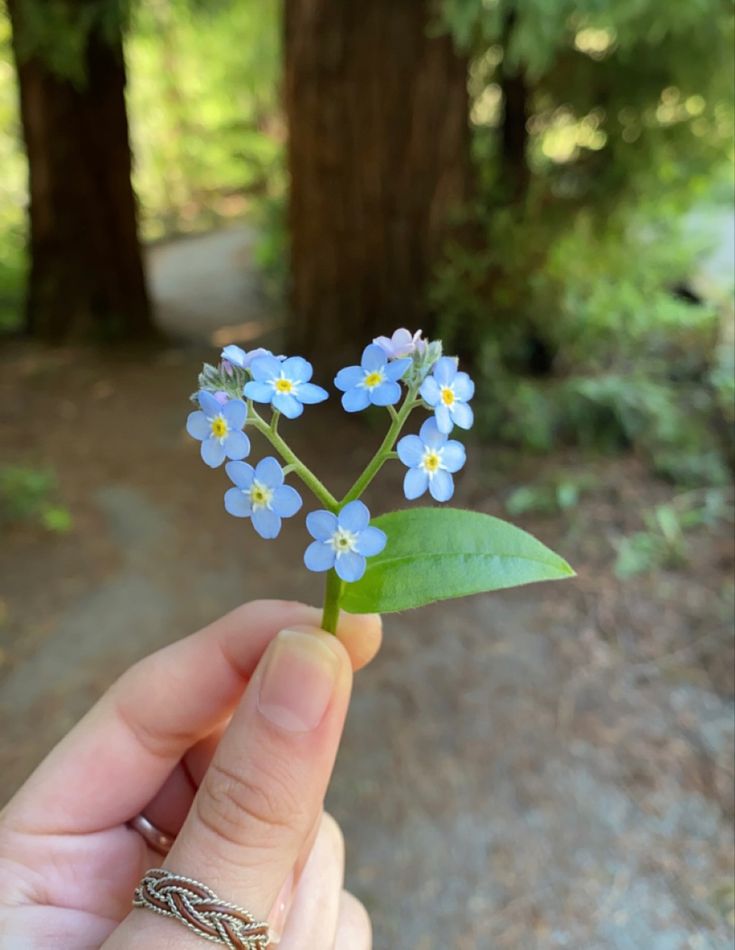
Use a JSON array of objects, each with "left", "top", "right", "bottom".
[
  {"left": 7, "top": 0, "right": 153, "bottom": 341},
  {"left": 284, "top": 0, "right": 471, "bottom": 365}
]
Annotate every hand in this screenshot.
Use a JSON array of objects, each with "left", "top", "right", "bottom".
[{"left": 0, "top": 600, "right": 382, "bottom": 948}]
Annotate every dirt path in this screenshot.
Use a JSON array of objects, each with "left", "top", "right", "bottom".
[{"left": 1, "top": 231, "right": 733, "bottom": 949}]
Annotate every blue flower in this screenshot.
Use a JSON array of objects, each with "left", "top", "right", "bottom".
[
  {"left": 334, "top": 344, "right": 411, "bottom": 412},
  {"left": 304, "top": 500, "right": 386, "bottom": 582},
  {"left": 221, "top": 345, "right": 282, "bottom": 373},
  {"left": 373, "top": 328, "right": 427, "bottom": 359},
  {"left": 187, "top": 391, "right": 250, "bottom": 468},
  {"left": 224, "top": 457, "right": 302, "bottom": 539},
  {"left": 419, "top": 356, "right": 474, "bottom": 433},
  {"left": 243, "top": 355, "right": 328, "bottom": 419},
  {"left": 397, "top": 418, "right": 466, "bottom": 502}
]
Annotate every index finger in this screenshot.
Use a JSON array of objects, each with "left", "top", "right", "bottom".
[{"left": 6, "top": 601, "right": 381, "bottom": 835}]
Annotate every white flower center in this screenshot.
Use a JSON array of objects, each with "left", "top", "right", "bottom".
[
  {"left": 329, "top": 528, "right": 359, "bottom": 556},
  {"left": 248, "top": 480, "right": 274, "bottom": 510},
  {"left": 421, "top": 447, "right": 444, "bottom": 476},
  {"left": 362, "top": 369, "right": 385, "bottom": 390},
  {"left": 210, "top": 415, "right": 230, "bottom": 441}
]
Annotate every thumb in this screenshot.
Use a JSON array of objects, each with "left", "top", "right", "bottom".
[{"left": 112, "top": 626, "right": 352, "bottom": 947}]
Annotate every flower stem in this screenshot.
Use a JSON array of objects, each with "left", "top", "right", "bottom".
[
  {"left": 340, "top": 386, "right": 420, "bottom": 504},
  {"left": 249, "top": 405, "right": 339, "bottom": 510},
  {"left": 321, "top": 569, "right": 343, "bottom": 634}
]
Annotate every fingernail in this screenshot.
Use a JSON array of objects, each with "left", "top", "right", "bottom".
[
  {"left": 268, "top": 870, "right": 294, "bottom": 943},
  {"left": 258, "top": 630, "right": 339, "bottom": 733}
]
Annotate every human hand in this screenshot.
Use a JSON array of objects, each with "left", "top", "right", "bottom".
[{"left": 0, "top": 600, "right": 382, "bottom": 949}]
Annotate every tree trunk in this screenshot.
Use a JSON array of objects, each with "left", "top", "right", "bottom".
[
  {"left": 498, "top": 10, "right": 531, "bottom": 206},
  {"left": 8, "top": 1, "right": 154, "bottom": 342},
  {"left": 284, "top": 0, "right": 471, "bottom": 366}
]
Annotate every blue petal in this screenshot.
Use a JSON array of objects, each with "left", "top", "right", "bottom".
[
  {"left": 434, "top": 404, "right": 453, "bottom": 434},
  {"left": 297, "top": 382, "right": 328, "bottom": 404},
  {"left": 252, "top": 508, "right": 281, "bottom": 539},
  {"left": 334, "top": 365, "right": 363, "bottom": 391},
  {"left": 452, "top": 371, "right": 475, "bottom": 402},
  {"left": 342, "top": 387, "right": 370, "bottom": 412},
  {"left": 304, "top": 541, "right": 335, "bottom": 572},
  {"left": 221, "top": 344, "right": 247, "bottom": 367},
  {"left": 354, "top": 526, "right": 387, "bottom": 557},
  {"left": 404, "top": 467, "right": 429, "bottom": 500},
  {"left": 307, "top": 509, "right": 338, "bottom": 540},
  {"left": 335, "top": 552, "right": 366, "bottom": 583},
  {"left": 224, "top": 487, "right": 252, "bottom": 517},
  {"left": 222, "top": 399, "right": 247, "bottom": 429},
  {"left": 255, "top": 456, "right": 283, "bottom": 487},
  {"left": 450, "top": 401, "right": 474, "bottom": 430},
  {"left": 224, "top": 430, "right": 250, "bottom": 460},
  {"left": 419, "top": 417, "right": 446, "bottom": 448},
  {"left": 441, "top": 441, "right": 466, "bottom": 473},
  {"left": 243, "top": 380, "right": 274, "bottom": 403},
  {"left": 384, "top": 357, "right": 411, "bottom": 382},
  {"left": 198, "top": 391, "right": 222, "bottom": 418},
  {"left": 272, "top": 485, "right": 302, "bottom": 518},
  {"left": 249, "top": 355, "right": 282, "bottom": 381},
  {"left": 226, "top": 461, "right": 254, "bottom": 488},
  {"left": 201, "top": 437, "right": 226, "bottom": 468},
  {"left": 433, "top": 356, "right": 458, "bottom": 386},
  {"left": 338, "top": 500, "right": 371, "bottom": 532},
  {"left": 370, "top": 380, "right": 401, "bottom": 406},
  {"left": 429, "top": 469, "right": 454, "bottom": 502},
  {"left": 361, "top": 344, "right": 387, "bottom": 373},
  {"left": 420, "top": 376, "right": 440, "bottom": 406},
  {"left": 272, "top": 392, "right": 303, "bottom": 418},
  {"left": 282, "top": 356, "right": 312, "bottom": 383},
  {"left": 186, "top": 410, "right": 209, "bottom": 441},
  {"left": 397, "top": 434, "right": 424, "bottom": 467}
]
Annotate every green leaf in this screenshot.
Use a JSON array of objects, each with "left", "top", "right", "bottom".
[{"left": 341, "top": 507, "right": 575, "bottom": 614}]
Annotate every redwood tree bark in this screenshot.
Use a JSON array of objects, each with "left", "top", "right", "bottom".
[
  {"left": 284, "top": 0, "right": 471, "bottom": 365},
  {"left": 8, "top": 1, "right": 153, "bottom": 341}
]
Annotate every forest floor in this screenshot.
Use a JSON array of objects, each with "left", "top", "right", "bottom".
[{"left": 1, "top": 227, "right": 733, "bottom": 950}]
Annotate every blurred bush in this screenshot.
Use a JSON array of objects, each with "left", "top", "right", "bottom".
[{"left": 0, "top": 465, "right": 72, "bottom": 533}]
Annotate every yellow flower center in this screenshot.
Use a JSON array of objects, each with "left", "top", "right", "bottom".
[
  {"left": 423, "top": 450, "right": 442, "bottom": 474},
  {"left": 210, "top": 416, "right": 229, "bottom": 439},
  {"left": 364, "top": 370, "right": 384, "bottom": 389},
  {"left": 330, "top": 528, "right": 359, "bottom": 555},
  {"left": 274, "top": 377, "right": 294, "bottom": 394},
  {"left": 249, "top": 481, "right": 273, "bottom": 510},
  {"left": 440, "top": 386, "right": 455, "bottom": 407}
]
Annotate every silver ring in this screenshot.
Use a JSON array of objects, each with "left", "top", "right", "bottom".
[
  {"left": 134, "top": 868, "right": 272, "bottom": 948},
  {"left": 127, "top": 814, "right": 175, "bottom": 856}
]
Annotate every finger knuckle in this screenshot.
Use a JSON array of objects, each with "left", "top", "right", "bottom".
[{"left": 197, "top": 757, "right": 305, "bottom": 850}]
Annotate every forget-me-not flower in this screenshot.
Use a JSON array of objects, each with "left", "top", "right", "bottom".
[
  {"left": 221, "top": 344, "right": 282, "bottom": 373},
  {"left": 420, "top": 356, "right": 474, "bottom": 433},
  {"left": 304, "top": 500, "right": 386, "bottom": 582},
  {"left": 224, "top": 457, "right": 302, "bottom": 539},
  {"left": 373, "top": 328, "right": 427, "bottom": 359},
  {"left": 187, "top": 391, "right": 250, "bottom": 468},
  {"left": 397, "top": 418, "right": 466, "bottom": 502},
  {"left": 335, "top": 344, "right": 411, "bottom": 412},
  {"left": 244, "top": 355, "right": 328, "bottom": 419}
]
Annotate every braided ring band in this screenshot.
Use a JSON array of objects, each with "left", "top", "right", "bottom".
[{"left": 133, "top": 868, "right": 272, "bottom": 948}]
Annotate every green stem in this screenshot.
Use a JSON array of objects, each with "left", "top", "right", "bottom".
[
  {"left": 321, "top": 569, "right": 343, "bottom": 634},
  {"left": 340, "top": 387, "right": 420, "bottom": 504},
  {"left": 249, "top": 406, "right": 339, "bottom": 510}
]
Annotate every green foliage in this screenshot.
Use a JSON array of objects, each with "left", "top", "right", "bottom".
[
  {"left": 0, "top": 465, "right": 73, "bottom": 533},
  {"left": 614, "top": 488, "right": 732, "bottom": 577},
  {"left": 0, "top": 14, "right": 26, "bottom": 333},
  {"left": 341, "top": 507, "right": 574, "bottom": 614},
  {"left": 505, "top": 471, "right": 597, "bottom": 516},
  {"left": 12, "top": 0, "right": 131, "bottom": 86},
  {"left": 126, "top": 0, "right": 283, "bottom": 239}
]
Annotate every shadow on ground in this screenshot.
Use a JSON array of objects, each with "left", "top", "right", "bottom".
[{"left": 1, "top": 228, "right": 733, "bottom": 949}]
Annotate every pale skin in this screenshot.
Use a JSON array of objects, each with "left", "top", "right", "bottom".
[{"left": 0, "top": 600, "right": 383, "bottom": 948}]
